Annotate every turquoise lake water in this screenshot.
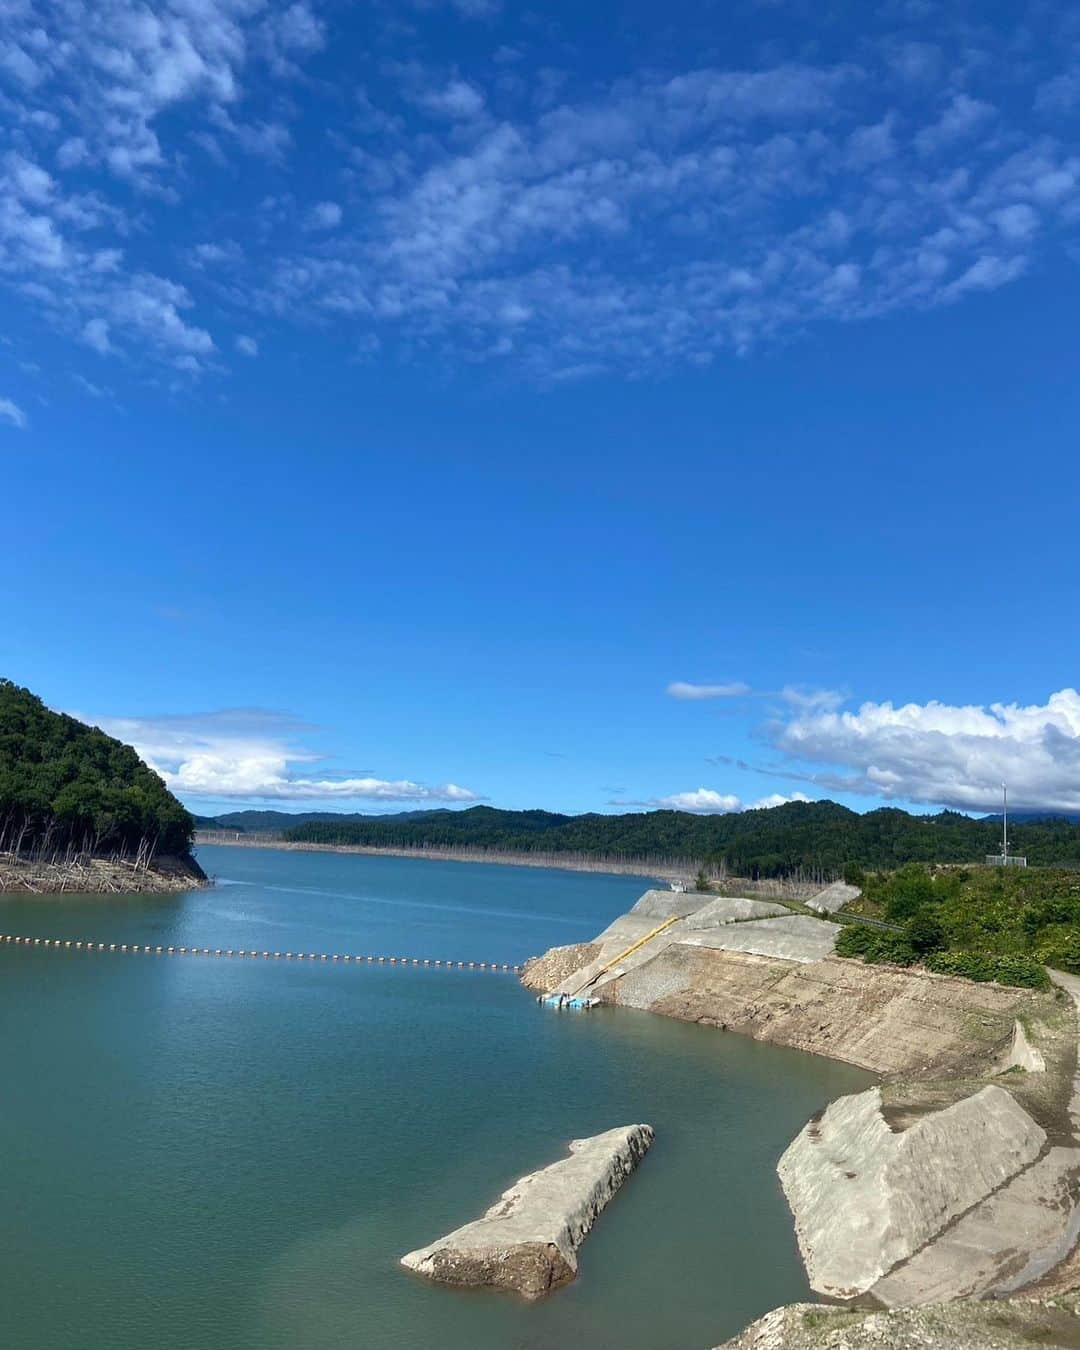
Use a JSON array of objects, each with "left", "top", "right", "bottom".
[{"left": 0, "top": 846, "right": 870, "bottom": 1350}]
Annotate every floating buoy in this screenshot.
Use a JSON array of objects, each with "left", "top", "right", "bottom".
[{"left": 6, "top": 931, "right": 518, "bottom": 978}]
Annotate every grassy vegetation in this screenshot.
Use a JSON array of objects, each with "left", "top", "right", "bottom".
[{"left": 835, "top": 863, "right": 1080, "bottom": 988}]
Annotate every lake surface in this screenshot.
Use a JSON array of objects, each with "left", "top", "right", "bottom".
[{"left": 0, "top": 846, "right": 870, "bottom": 1350}]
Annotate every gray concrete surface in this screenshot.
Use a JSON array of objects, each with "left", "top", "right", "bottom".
[
  {"left": 682, "top": 897, "right": 789, "bottom": 927},
  {"left": 778, "top": 1085, "right": 1046, "bottom": 1297},
  {"left": 807, "top": 881, "right": 862, "bottom": 914},
  {"left": 400, "top": 1124, "right": 654, "bottom": 1298},
  {"left": 872, "top": 1145, "right": 1080, "bottom": 1305},
  {"left": 1000, "top": 1019, "right": 1047, "bottom": 1074},
  {"left": 679, "top": 915, "right": 840, "bottom": 963},
  {"left": 629, "top": 889, "right": 711, "bottom": 920}
]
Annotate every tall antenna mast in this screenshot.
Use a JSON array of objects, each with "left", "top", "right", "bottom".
[{"left": 1002, "top": 781, "right": 1008, "bottom": 864}]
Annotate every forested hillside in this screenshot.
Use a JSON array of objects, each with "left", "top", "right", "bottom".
[
  {"left": 0, "top": 679, "right": 193, "bottom": 859},
  {"left": 284, "top": 801, "right": 1080, "bottom": 876}
]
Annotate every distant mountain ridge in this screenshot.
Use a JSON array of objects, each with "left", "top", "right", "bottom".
[
  {"left": 277, "top": 801, "right": 1080, "bottom": 876},
  {"left": 193, "top": 808, "right": 438, "bottom": 832}
]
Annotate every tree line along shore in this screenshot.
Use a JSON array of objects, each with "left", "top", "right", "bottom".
[{"left": 197, "top": 800, "right": 1080, "bottom": 877}]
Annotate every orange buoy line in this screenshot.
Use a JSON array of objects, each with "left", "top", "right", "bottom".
[{"left": 0, "top": 933, "right": 521, "bottom": 973}]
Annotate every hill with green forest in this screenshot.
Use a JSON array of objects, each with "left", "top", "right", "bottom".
[
  {"left": 0, "top": 679, "right": 194, "bottom": 860},
  {"left": 282, "top": 801, "right": 1080, "bottom": 876}
]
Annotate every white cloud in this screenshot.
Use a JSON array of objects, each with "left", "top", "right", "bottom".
[
  {"left": 779, "top": 685, "right": 844, "bottom": 712},
  {"left": 651, "top": 788, "right": 743, "bottom": 813},
  {"left": 749, "top": 792, "right": 811, "bottom": 810},
  {"left": 774, "top": 688, "right": 1080, "bottom": 812},
  {"left": 0, "top": 0, "right": 325, "bottom": 376},
  {"left": 942, "top": 253, "right": 1028, "bottom": 301},
  {"left": 2, "top": 4, "right": 1080, "bottom": 383},
  {"left": 258, "top": 2, "right": 326, "bottom": 76},
  {"left": 81, "top": 317, "right": 112, "bottom": 354},
  {"left": 413, "top": 79, "right": 486, "bottom": 120},
  {"left": 84, "top": 709, "right": 482, "bottom": 805},
  {"left": 254, "top": 35, "right": 1080, "bottom": 380},
  {"left": 235, "top": 334, "right": 259, "bottom": 356},
  {"left": 611, "top": 787, "right": 811, "bottom": 813},
  {"left": 0, "top": 397, "right": 28, "bottom": 429},
  {"left": 667, "top": 680, "right": 751, "bottom": 700},
  {"left": 914, "top": 94, "right": 996, "bottom": 156},
  {"left": 306, "top": 200, "right": 343, "bottom": 230}
]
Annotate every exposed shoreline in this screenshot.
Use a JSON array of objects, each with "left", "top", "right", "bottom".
[
  {"left": 522, "top": 885, "right": 1080, "bottom": 1341},
  {"left": 194, "top": 829, "right": 692, "bottom": 882},
  {"left": 194, "top": 831, "right": 825, "bottom": 901},
  {"left": 0, "top": 851, "right": 207, "bottom": 894}
]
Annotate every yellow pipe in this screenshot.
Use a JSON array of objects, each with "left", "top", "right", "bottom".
[{"left": 569, "top": 913, "right": 682, "bottom": 996}]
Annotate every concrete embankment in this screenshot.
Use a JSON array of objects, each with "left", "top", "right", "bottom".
[
  {"left": 778, "top": 1084, "right": 1048, "bottom": 1298},
  {"left": 522, "top": 884, "right": 1080, "bottom": 1325},
  {"left": 400, "top": 1124, "right": 654, "bottom": 1298},
  {"left": 521, "top": 888, "right": 1040, "bottom": 1078}
]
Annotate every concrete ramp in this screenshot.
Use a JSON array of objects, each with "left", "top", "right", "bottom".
[
  {"left": 807, "top": 881, "right": 861, "bottom": 914},
  {"left": 679, "top": 915, "right": 840, "bottom": 963},
  {"left": 629, "top": 889, "right": 712, "bottom": 921},
  {"left": 682, "top": 897, "right": 788, "bottom": 927},
  {"left": 778, "top": 1085, "right": 1047, "bottom": 1298},
  {"left": 872, "top": 1145, "right": 1080, "bottom": 1306}
]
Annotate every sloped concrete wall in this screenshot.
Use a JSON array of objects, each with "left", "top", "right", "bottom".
[{"left": 778, "top": 1085, "right": 1046, "bottom": 1297}]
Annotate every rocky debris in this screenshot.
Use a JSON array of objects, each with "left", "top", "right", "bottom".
[
  {"left": 778, "top": 1084, "right": 1046, "bottom": 1297},
  {"left": 520, "top": 941, "right": 601, "bottom": 993},
  {"left": 805, "top": 881, "right": 862, "bottom": 914},
  {"left": 713, "top": 1296, "right": 1080, "bottom": 1349},
  {"left": 873, "top": 1145, "right": 1080, "bottom": 1305},
  {"left": 400, "top": 1124, "right": 654, "bottom": 1299}
]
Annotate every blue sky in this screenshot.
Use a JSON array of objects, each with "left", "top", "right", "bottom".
[{"left": 3, "top": 0, "right": 1080, "bottom": 817}]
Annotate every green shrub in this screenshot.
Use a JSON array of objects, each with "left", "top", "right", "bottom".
[
  {"left": 1033, "top": 929, "right": 1080, "bottom": 976},
  {"left": 879, "top": 863, "right": 937, "bottom": 922},
  {"left": 842, "top": 862, "right": 865, "bottom": 887},
  {"left": 926, "top": 950, "right": 1050, "bottom": 989},
  {"left": 906, "top": 907, "right": 945, "bottom": 955},
  {"left": 836, "top": 924, "right": 917, "bottom": 966}
]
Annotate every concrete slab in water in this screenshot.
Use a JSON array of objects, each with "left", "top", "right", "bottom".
[{"left": 400, "top": 1124, "right": 654, "bottom": 1299}]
